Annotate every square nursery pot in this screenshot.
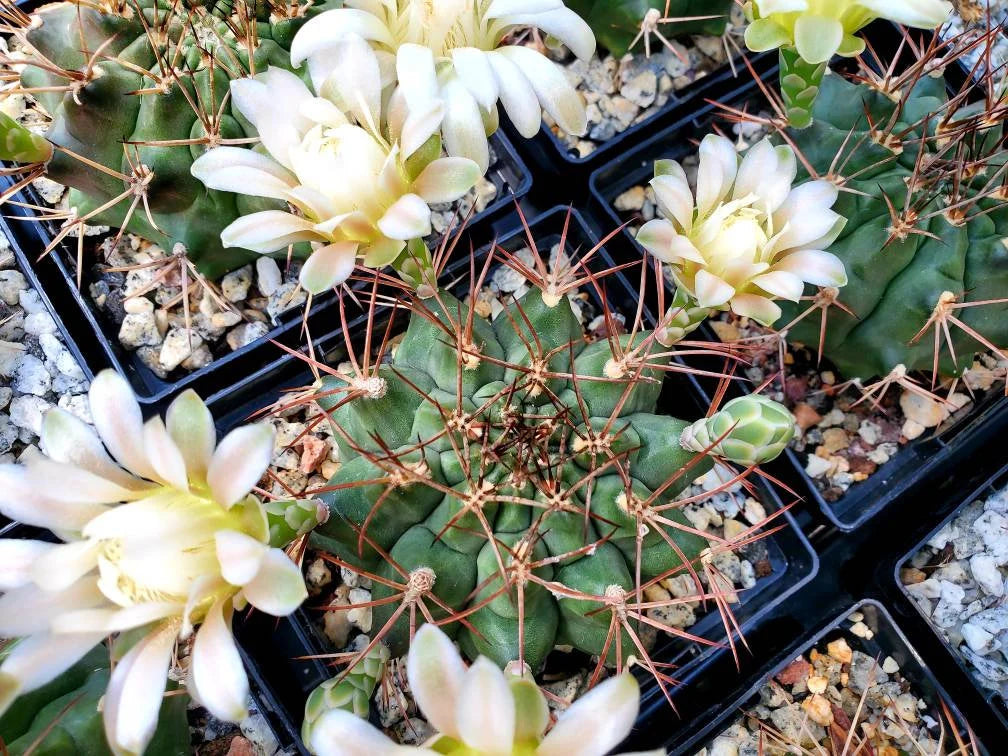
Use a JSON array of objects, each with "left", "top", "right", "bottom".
[
  {"left": 654, "top": 599, "right": 985, "bottom": 755},
  {"left": 895, "top": 461, "right": 1008, "bottom": 733},
  {"left": 586, "top": 62, "right": 1008, "bottom": 533},
  {"left": 211, "top": 205, "right": 817, "bottom": 753},
  {"left": 2, "top": 126, "right": 530, "bottom": 414}
]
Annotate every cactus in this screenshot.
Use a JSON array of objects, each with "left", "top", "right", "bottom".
[
  {"left": 302, "top": 643, "right": 389, "bottom": 746},
  {"left": 777, "top": 71, "right": 1008, "bottom": 380},
  {"left": 0, "top": 644, "right": 190, "bottom": 756},
  {"left": 306, "top": 237, "right": 795, "bottom": 677},
  {"left": 10, "top": 0, "right": 338, "bottom": 278},
  {"left": 564, "top": 1, "right": 734, "bottom": 57}
]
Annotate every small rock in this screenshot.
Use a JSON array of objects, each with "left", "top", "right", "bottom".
[
  {"left": 826, "top": 637, "right": 852, "bottom": 664},
  {"left": 300, "top": 435, "right": 329, "bottom": 474},
  {"left": 13, "top": 354, "right": 51, "bottom": 396},
  {"left": 9, "top": 395, "right": 51, "bottom": 435},
  {"left": 614, "top": 185, "right": 646, "bottom": 212},
  {"left": 801, "top": 693, "right": 833, "bottom": 726},
  {"left": 118, "top": 312, "right": 163, "bottom": 349},
  {"left": 820, "top": 427, "right": 850, "bottom": 454},
  {"left": 792, "top": 402, "right": 821, "bottom": 430},
  {"left": 970, "top": 553, "right": 1004, "bottom": 596},
  {"left": 221, "top": 265, "right": 253, "bottom": 302},
  {"left": 961, "top": 622, "right": 994, "bottom": 652},
  {"left": 227, "top": 321, "right": 269, "bottom": 350},
  {"left": 267, "top": 282, "right": 307, "bottom": 319},
  {"left": 0, "top": 270, "right": 26, "bottom": 306},
  {"left": 159, "top": 328, "right": 202, "bottom": 371},
  {"left": 23, "top": 311, "right": 56, "bottom": 336},
  {"left": 256, "top": 257, "right": 283, "bottom": 297},
  {"left": 619, "top": 70, "right": 657, "bottom": 107},
  {"left": 900, "top": 390, "right": 946, "bottom": 429}
]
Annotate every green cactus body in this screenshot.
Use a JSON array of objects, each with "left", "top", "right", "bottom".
[
  {"left": 0, "top": 644, "right": 190, "bottom": 755},
  {"left": 309, "top": 279, "right": 794, "bottom": 671},
  {"left": 19, "top": 0, "right": 338, "bottom": 278},
  {"left": 780, "top": 73, "right": 1008, "bottom": 380},
  {"left": 302, "top": 644, "right": 389, "bottom": 746},
  {"left": 564, "top": 0, "right": 733, "bottom": 57}
]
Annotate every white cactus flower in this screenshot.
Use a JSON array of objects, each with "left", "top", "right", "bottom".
[
  {"left": 636, "top": 134, "right": 848, "bottom": 326},
  {"left": 744, "top": 0, "right": 952, "bottom": 62},
  {"left": 307, "top": 623, "right": 658, "bottom": 756},
  {"left": 191, "top": 66, "right": 481, "bottom": 295},
  {"left": 0, "top": 370, "right": 321, "bottom": 756},
  {"left": 288, "top": 0, "right": 596, "bottom": 172}
]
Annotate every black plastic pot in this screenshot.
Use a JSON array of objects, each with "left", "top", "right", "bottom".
[
  {"left": 667, "top": 600, "right": 985, "bottom": 755},
  {"left": 586, "top": 61, "right": 1008, "bottom": 533},
  {"left": 2, "top": 131, "right": 530, "bottom": 414},
  {"left": 894, "top": 461, "right": 1008, "bottom": 733},
  {"left": 208, "top": 205, "right": 817, "bottom": 754}
]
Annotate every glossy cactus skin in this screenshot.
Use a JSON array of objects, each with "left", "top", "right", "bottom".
[
  {"left": 19, "top": 0, "right": 337, "bottom": 278},
  {"left": 309, "top": 280, "right": 792, "bottom": 672},
  {"left": 302, "top": 644, "right": 389, "bottom": 744},
  {"left": 780, "top": 73, "right": 1008, "bottom": 379}
]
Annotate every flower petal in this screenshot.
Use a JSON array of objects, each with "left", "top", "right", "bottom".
[
  {"left": 750, "top": 270, "right": 805, "bottom": 301},
  {"left": 451, "top": 48, "right": 499, "bottom": 110},
  {"left": 793, "top": 14, "right": 843, "bottom": 64},
  {"left": 300, "top": 242, "right": 359, "bottom": 294},
  {"left": 89, "top": 369, "right": 159, "bottom": 481},
  {"left": 216, "top": 529, "right": 269, "bottom": 586},
  {"left": 538, "top": 673, "right": 640, "bottom": 756},
  {"left": 191, "top": 147, "right": 297, "bottom": 201},
  {"left": 240, "top": 547, "right": 307, "bottom": 616},
  {"left": 0, "top": 538, "right": 54, "bottom": 589},
  {"left": 859, "top": 0, "right": 951, "bottom": 28},
  {"left": 104, "top": 623, "right": 176, "bottom": 756},
  {"left": 730, "top": 293, "right": 783, "bottom": 325},
  {"left": 695, "top": 134, "right": 738, "bottom": 217},
  {"left": 0, "top": 633, "right": 106, "bottom": 716},
  {"left": 497, "top": 46, "right": 586, "bottom": 137},
  {"left": 290, "top": 9, "right": 397, "bottom": 68},
  {"left": 376, "top": 194, "right": 433, "bottom": 240},
  {"left": 441, "top": 77, "right": 490, "bottom": 172},
  {"left": 319, "top": 34, "right": 383, "bottom": 128},
  {"left": 207, "top": 423, "right": 275, "bottom": 508},
  {"left": 189, "top": 599, "right": 249, "bottom": 722},
  {"left": 0, "top": 580, "right": 106, "bottom": 636},
  {"left": 400, "top": 98, "right": 445, "bottom": 158},
  {"left": 308, "top": 708, "right": 411, "bottom": 756},
  {"left": 487, "top": 52, "right": 541, "bottom": 138},
  {"left": 143, "top": 417, "right": 189, "bottom": 492},
  {"left": 693, "top": 269, "right": 736, "bottom": 308},
  {"left": 397, "top": 43, "right": 440, "bottom": 111},
  {"left": 500, "top": 8, "right": 595, "bottom": 61},
  {"left": 50, "top": 601, "right": 184, "bottom": 635},
  {"left": 165, "top": 389, "right": 216, "bottom": 481},
  {"left": 456, "top": 657, "right": 515, "bottom": 753},
  {"left": 774, "top": 249, "right": 848, "bottom": 287},
  {"left": 220, "top": 211, "right": 320, "bottom": 253},
  {"left": 650, "top": 167, "right": 695, "bottom": 230},
  {"left": 30, "top": 539, "right": 101, "bottom": 592},
  {"left": 636, "top": 220, "right": 704, "bottom": 265},
  {"left": 744, "top": 18, "right": 792, "bottom": 51},
  {"left": 0, "top": 464, "right": 108, "bottom": 531},
  {"left": 414, "top": 157, "right": 481, "bottom": 204},
  {"left": 40, "top": 408, "right": 147, "bottom": 491},
  {"left": 407, "top": 623, "right": 467, "bottom": 738}
]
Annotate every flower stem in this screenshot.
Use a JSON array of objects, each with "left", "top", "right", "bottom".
[{"left": 779, "top": 47, "right": 827, "bottom": 129}]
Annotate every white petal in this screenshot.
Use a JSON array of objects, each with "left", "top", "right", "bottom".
[
  {"left": 651, "top": 169, "right": 695, "bottom": 230},
  {"left": 215, "top": 530, "right": 269, "bottom": 586},
  {"left": 26, "top": 457, "right": 151, "bottom": 504},
  {"left": 397, "top": 43, "right": 440, "bottom": 111},
  {"left": 258, "top": 68, "right": 315, "bottom": 134},
  {"left": 773, "top": 208, "right": 844, "bottom": 254},
  {"left": 733, "top": 139, "right": 779, "bottom": 205},
  {"left": 0, "top": 463, "right": 108, "bottom": 531},
  {"left": 441, "top": 78, "right": 490, "bottom": 172},
  {"left": 300, "top": 242, "right": 359, "bottom": 294},
  {"left": 400, "top": 99, "right": 445, "bottom": 158},
  {"left": 191, "top": 147, "right": 297, "bottom": 201},
  {"left": 487, "top": 52, "right": 542, "bottom": 138},
  {"left": 230, "top": 78, "right": 304, "bottom": 170},
  {"left": 290, "top": 9, "right": 396, "bottom": 68},
  {"left": 750, "top": 270, "right": 805, "bottom": 301},
  {"left": 538, "top": 674, "right": 640, "bottom": 756},
  {"left": 0, "top": 580, "right": 106, "bottom": 636},
  {"left": 0, "top": 632, "right": 106, "bottom": 715},
  {"left": 189, "top": 599, "right": 249, "bottom": 722},
  {"left": 636, "top": 220, "right": 704, "bottom": 265},
  {"left": 50, "top": 602, "right": 184, "bottom": 634},
  {"left": 89, "top": 370, "right": 159, "bottom": 481},
  {"left": 165, "top": 389, "right": 216, "bottom": 481},
  {"left": 693, "top": 269, "right": 736, "bottom": 308},
  {"left": 859, "top": 0, "right": 951, "bottom": 28},
  {"left": 376, "top": 194, "right": 433, "bottom": 240},
  {"left": 41, "top": 408, "right": 146, "bottom": 491},
  {"left": 485, "top": 0, "right": 563, "bottom": 17},
  {"left": 0, "top": 538, "right": 54, "bottom": 589},
  {"left": 502, "top": 8, "right": 596, "bottom": 60},
  {"left": 696, "top": 134, "right": 738, "bottom": 217},
  {"left": 413, "top": 157, "right": 481, "bottom": 204},
  {"left": 730, "top": 293, "right": 783, "bottom": 325},
  {"left": 451, "top": 48, "right": 499, "bottom": 110},
  {"left": 240, "top": 547, "right": 307, "bottom": 616},
  {"left": 143, "top": 417, "right": 189, "bottom": 492},
  {"left": 456, "top": 657, "right": 515, "bottom": 753},
  {"left": 407, "top": 623, "right": 466, "bottom": 738},
  {"left": 308, "top": 709, "right": 411, "bottom": 756},
  {"left": 319, "top": 35, "right": 383, "bottom": 128},
  {"left": 497, "top": 46, "right": 586, "bottom": 136},
  {"left": 220, "top": 211, "right": 319, "bottom": 253},
  {"left": 30, "top": 539, "right": 100, "bottom": 592},
  {"left": 774, "top": 249, "right": 848, "bottom": 287},
  {"left": 793, "top": 14, "right": 843, "bottom": 64},
  {"left": 104, "top": 623, "right": 177, "bottom": 756},
  {"left": 206, "top": 423, "right": 275, "bottom": 507}
]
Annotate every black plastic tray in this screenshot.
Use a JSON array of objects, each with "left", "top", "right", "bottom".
[
  {"left": 2, "top": 129, "right": 530, "bottom": 413},
  {"left": 895, "top": 462, "right": 1008, "bottom": 732},
  {"left": 668, "top": 600, "right": 986, "bottom": 755},
  {"left": 585, "top": 62, "right": 1008, "bottom": 533},
  {"left": 208, "top": 205, "right": 817, "bottom": 753}
]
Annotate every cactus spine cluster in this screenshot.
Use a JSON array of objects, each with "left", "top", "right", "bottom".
[
  {"left": 11, "top": 0, "right": 337, "bottom": 277},
  {"left": 779, "top": 71, "right": 1008, "bottom": 380},
  {"left": 308, "top": 247, "right": 795, "bottom": 674}
]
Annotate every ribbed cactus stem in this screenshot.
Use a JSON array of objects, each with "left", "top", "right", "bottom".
[
  {"left": 302, "top": 643, "right": 390, "bottom": 749},
  {"left": 264, "top": 498, "right": 329, "bottom": 548},
  {"left": 679, "top": 395, "right": 796, "bottom": 465},
  {"left": 0, "top": 112, "right": 52, "bottom": 163},
  {"left": 656, "top": 287, "right": 712, "bottom": 346},
  {"left": 779, "top": 46, "right": 827, "bottom": 129}
]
